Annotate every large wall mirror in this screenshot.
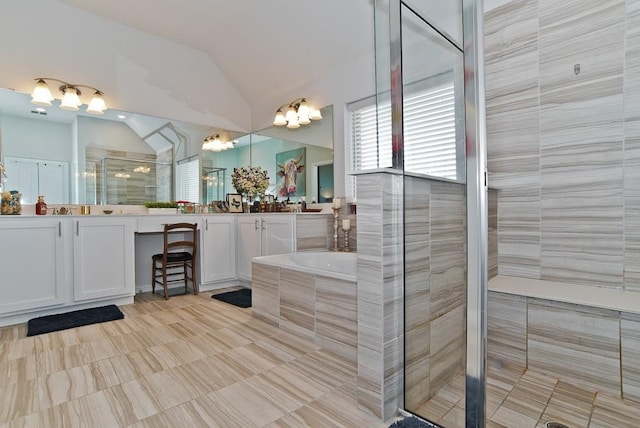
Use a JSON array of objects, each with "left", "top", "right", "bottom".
[
  {"left": 203, "top": 105, "right": 334, "bottom": 205},
  {"left": 0, "top": 88, "right": 334, "bottom": 205}
]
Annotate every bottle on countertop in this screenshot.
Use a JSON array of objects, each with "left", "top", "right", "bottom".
[
  {"left": 36, "top": 195, "right": 47, "bottom": 215},
  {"left": 300, "top": 196, "right": 306, "bottom": 211}
]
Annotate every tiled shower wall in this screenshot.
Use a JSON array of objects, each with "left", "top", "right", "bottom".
[
  {"left": 485, "top": 0, "right": 640, "bottom": 290},
  {"left": 355, "top": 171, "right": 475, "bottom": 419}
]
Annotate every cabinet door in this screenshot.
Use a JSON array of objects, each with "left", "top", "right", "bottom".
[
  {"left": 0, "top": 219, "right": 67, "bottom": 315},
  {"left": 262, "top": 215, "right": 295, "bottom": 256},
  {"left": 73, "top": 218, "right": 135, "bottom": 301},
  {"left": 236, "top": 215, "right": 261, "bottom": 281},
  {"left": 201, "top": 216, "right": 236, "bottom": 283}
]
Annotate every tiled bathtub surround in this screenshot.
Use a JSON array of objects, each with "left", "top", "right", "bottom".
[
  {"left": 485, "top": 0, "right": 640, "bottom": 290},
  {"left": 295, "top": 212, "right": 357, "bottom": 252},
  {"left": 251, "top": 263, "right": 358, "bottom": 368}
]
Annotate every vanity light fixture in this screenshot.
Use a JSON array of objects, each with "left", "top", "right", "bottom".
[
  {"left": 202, "top": 134, "right": 235, "bottom": 152},
  {"left": 30, "top": 78, "right": 108, "bottom": 114},
  {"left": 133, "top": 166, "right": 151, "bottom": 173},
  {"left": 273, "top": 98, "right": 322, "bottom": 129}
]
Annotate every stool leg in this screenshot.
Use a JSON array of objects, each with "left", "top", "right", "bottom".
[
  {"left": 151, "top": 260, "right": 155, "bottom": 294},
  {"left": 193, "top": 260, "right": 198, "bottom": 295},
  {"left": 184, "top": 263, "right": 188, "bottom": 293},
  {"left": 163, "top": 265, "right": 169, "bottom": 300}
]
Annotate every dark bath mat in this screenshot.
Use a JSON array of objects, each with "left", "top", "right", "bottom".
[
  {"left": 27, "top": 304, "right": 124, "bottom": 336},
  {"left": 389, "top": 416, "right": 441, "bottom": 428},
  {"left": 211, "top": 288, "right": 252, "bottom": 308}
]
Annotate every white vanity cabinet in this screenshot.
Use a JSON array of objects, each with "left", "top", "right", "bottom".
[
  {"left": 73, "top": 217, "right": 136, "bottom": 301},
  {"left": 200, "top": 215, "right": 236, "bottom": 283},
  {"left": 0, "top": 218, "right": 68, "bottom": 315},
  {"left": 236, "top": 214, "right": 295, "bottom": 281}
]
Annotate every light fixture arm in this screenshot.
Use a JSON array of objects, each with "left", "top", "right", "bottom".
[
  {"left": 32, "top": 78, "right": 107, "bottom": 114},
  {"left": 35, "top": 78, "right": 103, "bottom": 96}
]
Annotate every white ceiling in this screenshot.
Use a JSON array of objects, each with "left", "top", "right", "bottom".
[{"left": 57, "top": 0, "right": 376, "bottom": 110}]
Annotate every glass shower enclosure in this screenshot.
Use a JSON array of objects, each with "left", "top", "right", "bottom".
[
  {"left": 96, "top": 157, "right": 172, "bottom": 205},
  {"left": 372, "top": 0, "right": 486, "bottom": 426}
]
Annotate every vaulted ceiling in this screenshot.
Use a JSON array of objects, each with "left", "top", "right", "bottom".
[{"left": 58, "top": 0, "right": 376, "bottom": 110}]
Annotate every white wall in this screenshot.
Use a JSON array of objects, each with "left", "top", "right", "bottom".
[
  {"left": 0, "top": 0, "right": 377, "bottom": 200},
  {"left": 0, "top": 0, "right": 251, "bottom": 132},
  {"left": 0, "top": 114, "right": 72, "bottom": 162}
]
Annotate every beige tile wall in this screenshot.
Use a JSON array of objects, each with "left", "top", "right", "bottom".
[
  {"left": 486, "top": 0, "right": 640, "bottom": 291},
  {"left": 488, "top": 290, "right": 640, "bottom": 399},
  {"left": 356, "top": 172, "right": 468, "bottom": 419}
]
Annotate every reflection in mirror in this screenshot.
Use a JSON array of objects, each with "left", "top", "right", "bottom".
[
  {"left": 202, "top": 105, "right": 334, "bottom": 204},
  {"left": 0, "top": 88, "right": 229, "bottom": 205}
]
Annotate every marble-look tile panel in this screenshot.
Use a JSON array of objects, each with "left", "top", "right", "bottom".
[
  {"left": 295, "top": 214, "right": 332, "bottom": 251},
  {"left": 621, "top": 312, "right": 640, "bottom": 401},
  {"left": 383, "top": 336, "right": 403, "bottom": 421},
  {"left": 405, "top": 320, "right": 430, "bottom": 371},
  {"left": 495, "top": 172, "right": 541, "bottom": 279},
  {"left": 430, "top": 238, "right": 465, "bottom": 320},
  {"left": 625, "top": 135, "right": 640, "bottom": 291},
  {"left": 527, "top": 299, "right": 620, "bottom": 394},
  {"left": 430, "top": 181, "right": 465, "bottom": 242},
  {"left": 315, "top": 275, "right": 357, "bottom": 365},
  {"left": 357, "top": 255, "right": 384, "bottom": 305},
  {"left": 590, "top": 392, "right": 640, "bottom": 428},
  {"left": 429, "top": 306, "right": 465, "bottom": 396},
  {"left": 485, "top": 0, "right": 538, "bottom": 58},
  {"left": 357, "top": 342, "right": 383, "bottom": 419},
  {"left": 540, "top": 129, "right": 624, "bottom": 286},
  {"left": 251, "top": 263, "right": 280, "bottom": 326},
  {"left": 381, "top": 179, "right": 404, "bottom": 248},
  {"left": 489, "top": 189, "right": 498, "bottom": 279},
  {"left": 485, "top": 0, "right": 539, "bottom": 113},
  {"left": 488, "top": 292, "right": 527, "bottom": 368},
  {"left": 405, "top": 355, "right": 430, "bottom": 411},
  {"left": 279, "top": 269, "right": 316, "bottom": 339},
  {"left": 404, "top": 241, "right": 430, "bottom": 332},
  {"left": 404, "top": 176, "right": 430, "bottom": 244},
  {"left": 626, "top": 0, "right": 640, "bottom": 124},
  {"left": 383, "top": 244, "right": 404, "bottom": 344}
]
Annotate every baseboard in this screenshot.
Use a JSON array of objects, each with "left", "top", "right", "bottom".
[{"left": 136, "top": 279, "right": 250, "bottom": 294}]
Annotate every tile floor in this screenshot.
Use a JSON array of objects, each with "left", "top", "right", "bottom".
[
  {"left": 415, "top": 360, "right": 640, "bottom": 428},
  {"left": 0, "top": 290, "right": 385, "bottom": 427},
  {"left": 4, "top": 290, "right": 639, "bottom": 427}
]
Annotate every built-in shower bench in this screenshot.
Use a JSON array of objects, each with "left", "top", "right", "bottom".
[{"left": 488, "top": 275, "right": 640, "bottom": 401}]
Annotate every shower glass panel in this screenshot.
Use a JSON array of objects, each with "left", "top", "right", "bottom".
[
  {"left": 201, "top": 167, "right": 226, "bottom": 205},
  {"left": 97, "top": 157, "right": 172, "bottom": 205},
  {"left": 400, "top": 2, "right": 468, "bottom": 426}
]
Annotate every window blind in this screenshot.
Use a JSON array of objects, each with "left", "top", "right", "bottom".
[
  {"left": 351, "top": 80, "right": 458, "bottom": 180},
  {"left": 176, "top": 157, "right": 199, "bottom": 203}
]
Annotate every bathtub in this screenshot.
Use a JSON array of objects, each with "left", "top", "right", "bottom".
[
  {"left": 251, "top": 250, "right": 358, "bottom": 365},
  {"left": 253, "top": 251, "right": 356, "bottom": 282}
]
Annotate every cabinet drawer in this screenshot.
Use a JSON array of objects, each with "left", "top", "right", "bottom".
[{"left": 137, "top": 216, "right": 196, "bottom": 233}]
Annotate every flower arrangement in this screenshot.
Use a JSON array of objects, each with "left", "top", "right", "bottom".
[
  {"left": 231, "top": 166, "right": 270, "bottom": 196},
  {"left": 1, "top": 190, "right": 22, "bottom": 215}
]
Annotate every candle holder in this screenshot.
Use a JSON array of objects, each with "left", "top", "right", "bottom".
[
  {"left": 329, "top": 206, "right": 341, "bottom": 251},
  {"left": 342, "top": 228, "right": 352, "bottom": 252}
]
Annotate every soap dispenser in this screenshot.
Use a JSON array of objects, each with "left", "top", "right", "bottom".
[{"left": 36, "top": 195, "right": 47, "bottom": 215}]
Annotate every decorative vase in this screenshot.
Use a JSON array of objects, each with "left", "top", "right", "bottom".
[{"left": 243, "top": 193, "right": 255, "bottom": 213}]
